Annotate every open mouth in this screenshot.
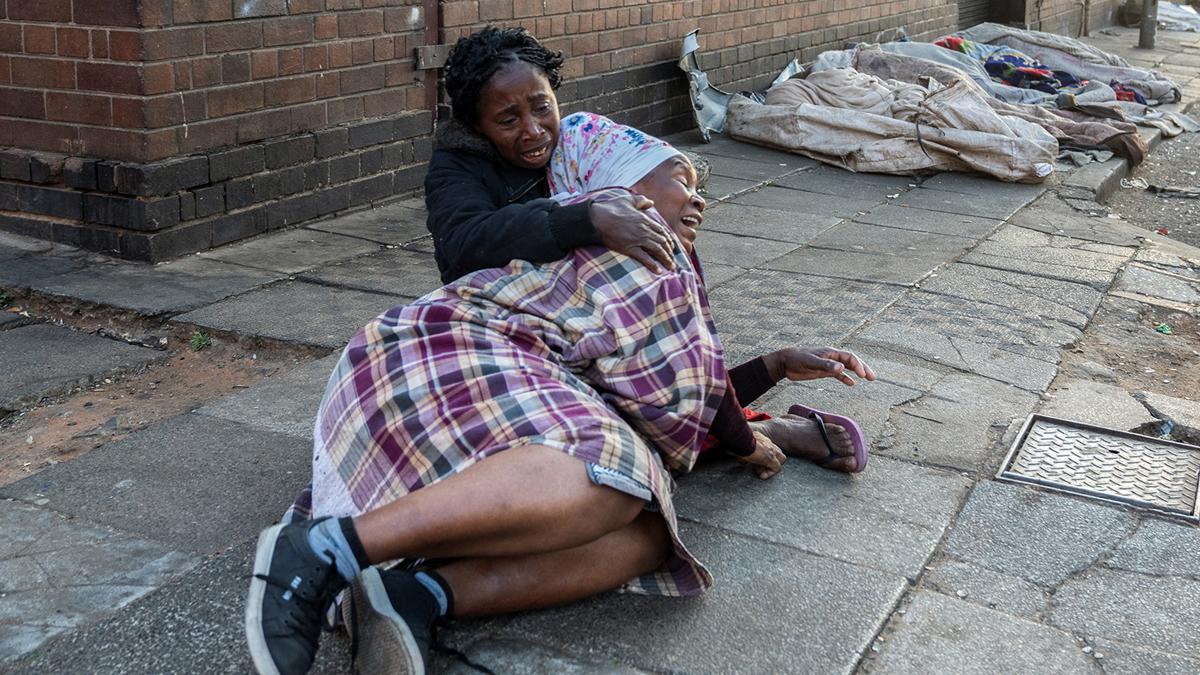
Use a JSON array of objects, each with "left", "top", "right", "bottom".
[
  {"left": 680, "top": 214, "right": 702, "bottom": 229},
  {"left": 520, "top": 145, "right": 550, "bottom": 163}
]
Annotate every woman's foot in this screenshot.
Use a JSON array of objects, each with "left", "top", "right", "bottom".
[{"left": 753, "top": 414, "right": 860, "bottom": 472}]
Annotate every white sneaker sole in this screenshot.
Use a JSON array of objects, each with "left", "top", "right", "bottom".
[
  {"left": 245, "top": 523, "right": 285, "bottom": 675},
  {"left": 353, "top": 567, "right": 425, "bottom": 675}
]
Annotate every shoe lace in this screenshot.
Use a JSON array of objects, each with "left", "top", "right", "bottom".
[
  {"left": 252, "top": 548, "right": 341, "bottom": 636},
  {"left": 430, "top": 621, "right": 496, "bottom": 675}
]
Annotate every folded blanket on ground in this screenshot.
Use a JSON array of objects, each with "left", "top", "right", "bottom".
[
  {"left": 850, "top": 47, "right": 1147, "bottom": 165},
  {"left": 731, "top": 66, "right": 1057, "bottom": 182}
]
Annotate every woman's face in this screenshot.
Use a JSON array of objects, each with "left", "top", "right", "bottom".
[
  {"left": 633, "top": 155, "right": 706, "bottom": 253},
  {"left": 474, "top": 61, "right": 560, "bottom": 170}
]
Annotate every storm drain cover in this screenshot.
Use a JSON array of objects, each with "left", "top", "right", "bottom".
[{"left": 998, "top": 415, "right": 1200, "bottom": 522}]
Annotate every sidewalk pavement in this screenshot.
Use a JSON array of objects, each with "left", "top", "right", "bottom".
[{"left": 2, "top": 25, "right": 1200, "bottom": 674}]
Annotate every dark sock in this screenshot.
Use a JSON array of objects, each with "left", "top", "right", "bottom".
[
  {"left": 338, "top": 517, "right": 371, "bottom": 569},
  {"left": 413, "top": 569, "right": 454, "bottom": 617}
]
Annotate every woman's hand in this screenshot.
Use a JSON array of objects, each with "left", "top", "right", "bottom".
[
  {"left": 736, "top": 430, "right": 787, "bottom": 480},
  {"left": 589, "top": 195, "right": 676, "bottom": 274},
  {"left": 765, "top": 347, "right": 876, "bottom": 387}
]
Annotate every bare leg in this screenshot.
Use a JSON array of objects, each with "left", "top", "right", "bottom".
[
  {"left": 437, "top": 510, "right": 671, "bottom": 618},
  {"left": 354, "top": 444, "right": 646, "bottom": 564}
]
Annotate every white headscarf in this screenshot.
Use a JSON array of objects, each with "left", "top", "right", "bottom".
[{"left": 547, "top": 112, "right": 681, "bottom": 197}]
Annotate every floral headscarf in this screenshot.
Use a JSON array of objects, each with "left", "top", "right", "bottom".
[{"left": 547, "top": 112, "right": 682, "bottom": 196}]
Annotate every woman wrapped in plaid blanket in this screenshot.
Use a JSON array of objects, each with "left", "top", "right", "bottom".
[{"left": 246, "top": 28, "right": 874, "bottom": 675}]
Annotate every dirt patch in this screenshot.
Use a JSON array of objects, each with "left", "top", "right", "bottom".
[
  {"left": 1060, "top": 296, "right": 1200, "bottom": 433},
  {"left": 1107, "top": 132, "right": 1200, "bottom": 249},
  {"left": 0, "top": 301, "right": 326, "bottom": 487}
]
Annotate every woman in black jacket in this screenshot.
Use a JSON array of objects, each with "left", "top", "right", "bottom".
[{"left": 424, "top": 28, "right": 680, "bottom": 283}]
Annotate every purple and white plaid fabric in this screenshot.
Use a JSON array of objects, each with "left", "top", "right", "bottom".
[{"left": 291, "top": 189, "right": 727, "bottom": 596}]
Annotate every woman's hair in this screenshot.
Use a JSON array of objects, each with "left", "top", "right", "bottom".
[{"left": 443, "top": 26, "right": 564, "bottom": 125}]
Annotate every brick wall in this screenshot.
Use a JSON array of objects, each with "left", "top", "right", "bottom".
[
  {"left": 0, "top": 0, "right": 969, "bottom": 261},
  {"left": 445, "top": 0, "right": 962, "bottom": 136},
  {"left": 1026, "top": 0, "right": 1119, "bottom": 36},
  {"left": 0, "top": 0, "right": 433, "bottom": 260}
]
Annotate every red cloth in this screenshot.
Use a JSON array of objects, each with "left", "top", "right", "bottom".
[{"left": 700, "top": 407, "right": 772, "bottom": 454}]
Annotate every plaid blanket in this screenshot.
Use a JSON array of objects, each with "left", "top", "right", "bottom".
[{"left": 291, "top": 189, "right": 727, "bottom": 596}]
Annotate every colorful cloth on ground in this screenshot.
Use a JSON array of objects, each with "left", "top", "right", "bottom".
[
  {"left": 292, "top": 187, "right": 728, "bottom": 597},
  {"left": 548, "top": 112, "right": 680, "bottom": 195},
  {"left": 935, "top": 36, "right": 1089, "bottom": 96}
]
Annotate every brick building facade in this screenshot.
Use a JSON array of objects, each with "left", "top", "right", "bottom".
[{"left": 0, "top": 1, "right": 1109, "bottom": 261}]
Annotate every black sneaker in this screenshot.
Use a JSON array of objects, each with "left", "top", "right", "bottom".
[
  {"left": 344, "top": 567, "right": 439, "bottom": 675},
  {"left": 245, "top": 518, "right": 348, "bottom": 675}
]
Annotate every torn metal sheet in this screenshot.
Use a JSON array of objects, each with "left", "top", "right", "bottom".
[{"left": 678, "top": 29, "right": 801, "bottom": 142}]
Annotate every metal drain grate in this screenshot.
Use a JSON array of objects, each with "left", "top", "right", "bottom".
[{"left": 998, "top": 415, "right": 1200, "bottom": 522}]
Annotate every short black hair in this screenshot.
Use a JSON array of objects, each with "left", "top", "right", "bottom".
[{"left": 443, "top": 26, "right": 564, "bottom": 125}]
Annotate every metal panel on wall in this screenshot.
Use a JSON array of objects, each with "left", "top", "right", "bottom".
[{"left": 958, "top": 0, "right": 992, "bottom": 28}]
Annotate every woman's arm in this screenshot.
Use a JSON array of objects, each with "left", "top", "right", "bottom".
[
  {"left": 727, "top": 357, "right": 775, "bottom": 406},
  {"left": 425, "top": 150, "right": 598, "bottom": 282},
  {"left": 727, "top": 348, "right": 876, "bottom": 404}
]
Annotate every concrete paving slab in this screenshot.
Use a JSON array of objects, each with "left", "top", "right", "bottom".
[
  {"left": 850, "top": 203, "right": 1004, "bottom": 239},
  {"left": 1053, "top": 568, "right": 1200, "bottom": 657},
  {"left": 299, "top": 248, "right": 442, "bottom": 299},
  {"left": 197, "top": 228, "right": 380, "bottom": 274},
  {"left": 304, "top": 201, "right": 429, "bottom": 246},
  {"left": 703, "top": 155, "right": 803, "bottom": 182},
  {"left": 34, "top": 256, "right": 282, "bottom": 315},
  {"left": 676, "top": 455, "right": 971, "bottom": 579},
  {"left": 920, "top": 172, "right": 1047, "bottom": 201},
  {"left": 706, "top": 269, "right": 905, "bottom": 365},
  {"left": 854, "top": 318, "right": 1060, "bottom": 392},
  {"left": 1010, "top": 194, "right": 1146, "bottom": 247},
  {"left": 696, "top": 261, "right": 744, "bottom": 289},
  {"left": 698, "top": 174, "right": 758, "bottom": 201},
  {"left": 437, "top": 639, "right": 645, "bottom": 675},
  {"left": 1041, "top": 379, "right": 1158, "bottom": 430},
  {"left": 6, "top": 539, "right": 354, "bottom": 675},
  {"left": 1087, "top": 638, "right": 1200, "bottom": 675},
  {"left": 175, "top": 280, "right": 399, "bottom": 349},
  {"left": 0, "top": 324, "right": 166, "bottom": 411},
  {"left": 447, "top": 523, "right": 907, "bottom": 674},
  {"left": 919, "top": 262, "right": 1103, "bottom": 330},
  {"left": 1106, "top": 517, "right": 1200, "bottom": 578},
  {"left": 699, "top": 202, "right": 841, "bottom": 244},
  {"left": 733, "top": 185, "right": 885, "bottom": 219},
  {"left": 689, "top": 230, "right": 800, "bottom": 268},
  {"left": 765, "top": 246, "right": 946, "bottom": 285},
  {"left": 1140, "top": 391, "right": 1200, "bottom": 435},
  {"left": 943, "top": 481, "right": 1135, "bottom": 588},
  {"left": 881, "top": 373, "right": 1039, "bottom": 472},
  {"left": 874, "top": 591, "right": 1092, "bottom": 674},
  {"left": 963, "top": 226, "right": 1132, "bottom": 289},
  {"left": 196, "top": 353, "right": 339, "bottom": 439},
  {"left": 667, "top": 132, "right": 810, "bottom": 166},
  {"left": 859, "top": 290, "right": 1080, "bottom": 368},
  {"left": 807, "top": 221, "right": 976, "bottom": 257},
  {"left": 1117, "top": 265, "right": 1200, "bottom": 304},
  {"left": 0, "top": 414, "right": 311, "bottom": 555},
  {"left": 0, "top": 500, "right": 193, "bottom": 664},
  {"left": 893, "top": 185, "right": 1040, "bottom": 221},
  {"left": 922, "top": 560, "right": 1048, "bottom": 619},
  {"left": 773, "top": 166, "right": 916, "bottom": 199}
]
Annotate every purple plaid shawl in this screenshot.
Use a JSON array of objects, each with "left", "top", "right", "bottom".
[{"left": 294, "top": 189, "right": 727, "bottom": 596}]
